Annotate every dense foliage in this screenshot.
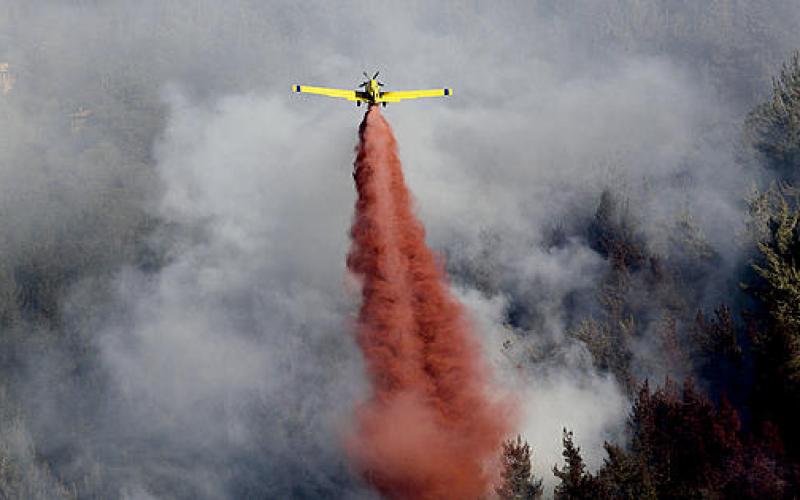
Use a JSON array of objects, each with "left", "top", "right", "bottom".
[
  {"left": 498, "top": 436, "right": 544, "bottom": 500},
  {"left": 536, "top": 50, "right": 800, "bottom": 498}
]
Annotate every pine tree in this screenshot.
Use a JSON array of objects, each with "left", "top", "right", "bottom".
[
  {"left": 691, "top": 305, "right": 742, "bottom": 362},
  {"left": 751, "top": 189, "right": 800, "bottom": 337},
  {"left": 496, "top": 435, "right": 543, "bottom": 500},
  {"left": 744, "top": 183, "right": 800, "bottom": 458},
  {"left": 552, "top": 429, "right": 601, "bottom": 499},
  {"left": 603, "top": 378, "right": 793, "bottom": 498},
  {"left": 746, "top": 51, "right": 800, "bottom": 183},
  {"left": 587, "top": 189, "right": 645, "bottom": 270},
  {"left": 596, "top": 443, "right": 656, "bottom": 500}
]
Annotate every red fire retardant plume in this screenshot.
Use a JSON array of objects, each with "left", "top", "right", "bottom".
[{"left": 346, "top": 106, "right": 513, "bottom": 499}]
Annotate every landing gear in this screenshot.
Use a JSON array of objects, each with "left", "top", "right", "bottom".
[
  {"left": 357, "top": 101, "right": 361, "bottom": 107},
  {"left": 382, "top": 102, "right": 386, "bottom": 108}
]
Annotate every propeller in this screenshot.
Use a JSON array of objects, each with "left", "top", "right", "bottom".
[{"left": 359, "top": 71, "right": 384, "bottom": 88}]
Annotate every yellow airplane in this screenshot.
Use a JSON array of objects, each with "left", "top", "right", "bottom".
[{"left": 292, "top": 71, "right": 451, "bottom": 107}]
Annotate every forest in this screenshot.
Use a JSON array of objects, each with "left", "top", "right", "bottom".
[
  {"left": 1, "top": 1, "right": 800, "bottom": 499},
  {"left": 496, "top": 49, "right": 800, "bottom": 498}
]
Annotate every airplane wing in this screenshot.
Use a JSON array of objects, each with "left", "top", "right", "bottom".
[
  {"left": 378, "top": 88, "right": 451, "bottom": 102},
  {"left": 293, "top": 85, "right": 367, "bottom": 102}
]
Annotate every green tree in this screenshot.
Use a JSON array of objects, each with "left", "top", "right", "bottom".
[
  {"left": 691, "top": 305, "right": 742, "bottom": 363},
  {"left": 744, "top": 183, "right": 800, "bottom": 460},
  {"left": 595, "top": 443, "right": 656, "bottom": 500},
  {"left": 497, "top": 435, "right": 543, "bottom": 500},
  {"left": 750, "top": 188, "right": 800, "bottom": 339},
  {"left": 553, "top": 429, "right": 601, "bottom": 499},
  {"left": 746, "top": 51, "right": 800, "bottom": 183}
]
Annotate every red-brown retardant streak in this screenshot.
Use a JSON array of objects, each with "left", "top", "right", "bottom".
[{"left": 346, "top": 105, "right": 513, "bottom": 499}]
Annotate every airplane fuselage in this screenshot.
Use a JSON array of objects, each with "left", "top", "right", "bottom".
[{"left": 365, "top": 79, "right": 381, "bottom": 103}]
